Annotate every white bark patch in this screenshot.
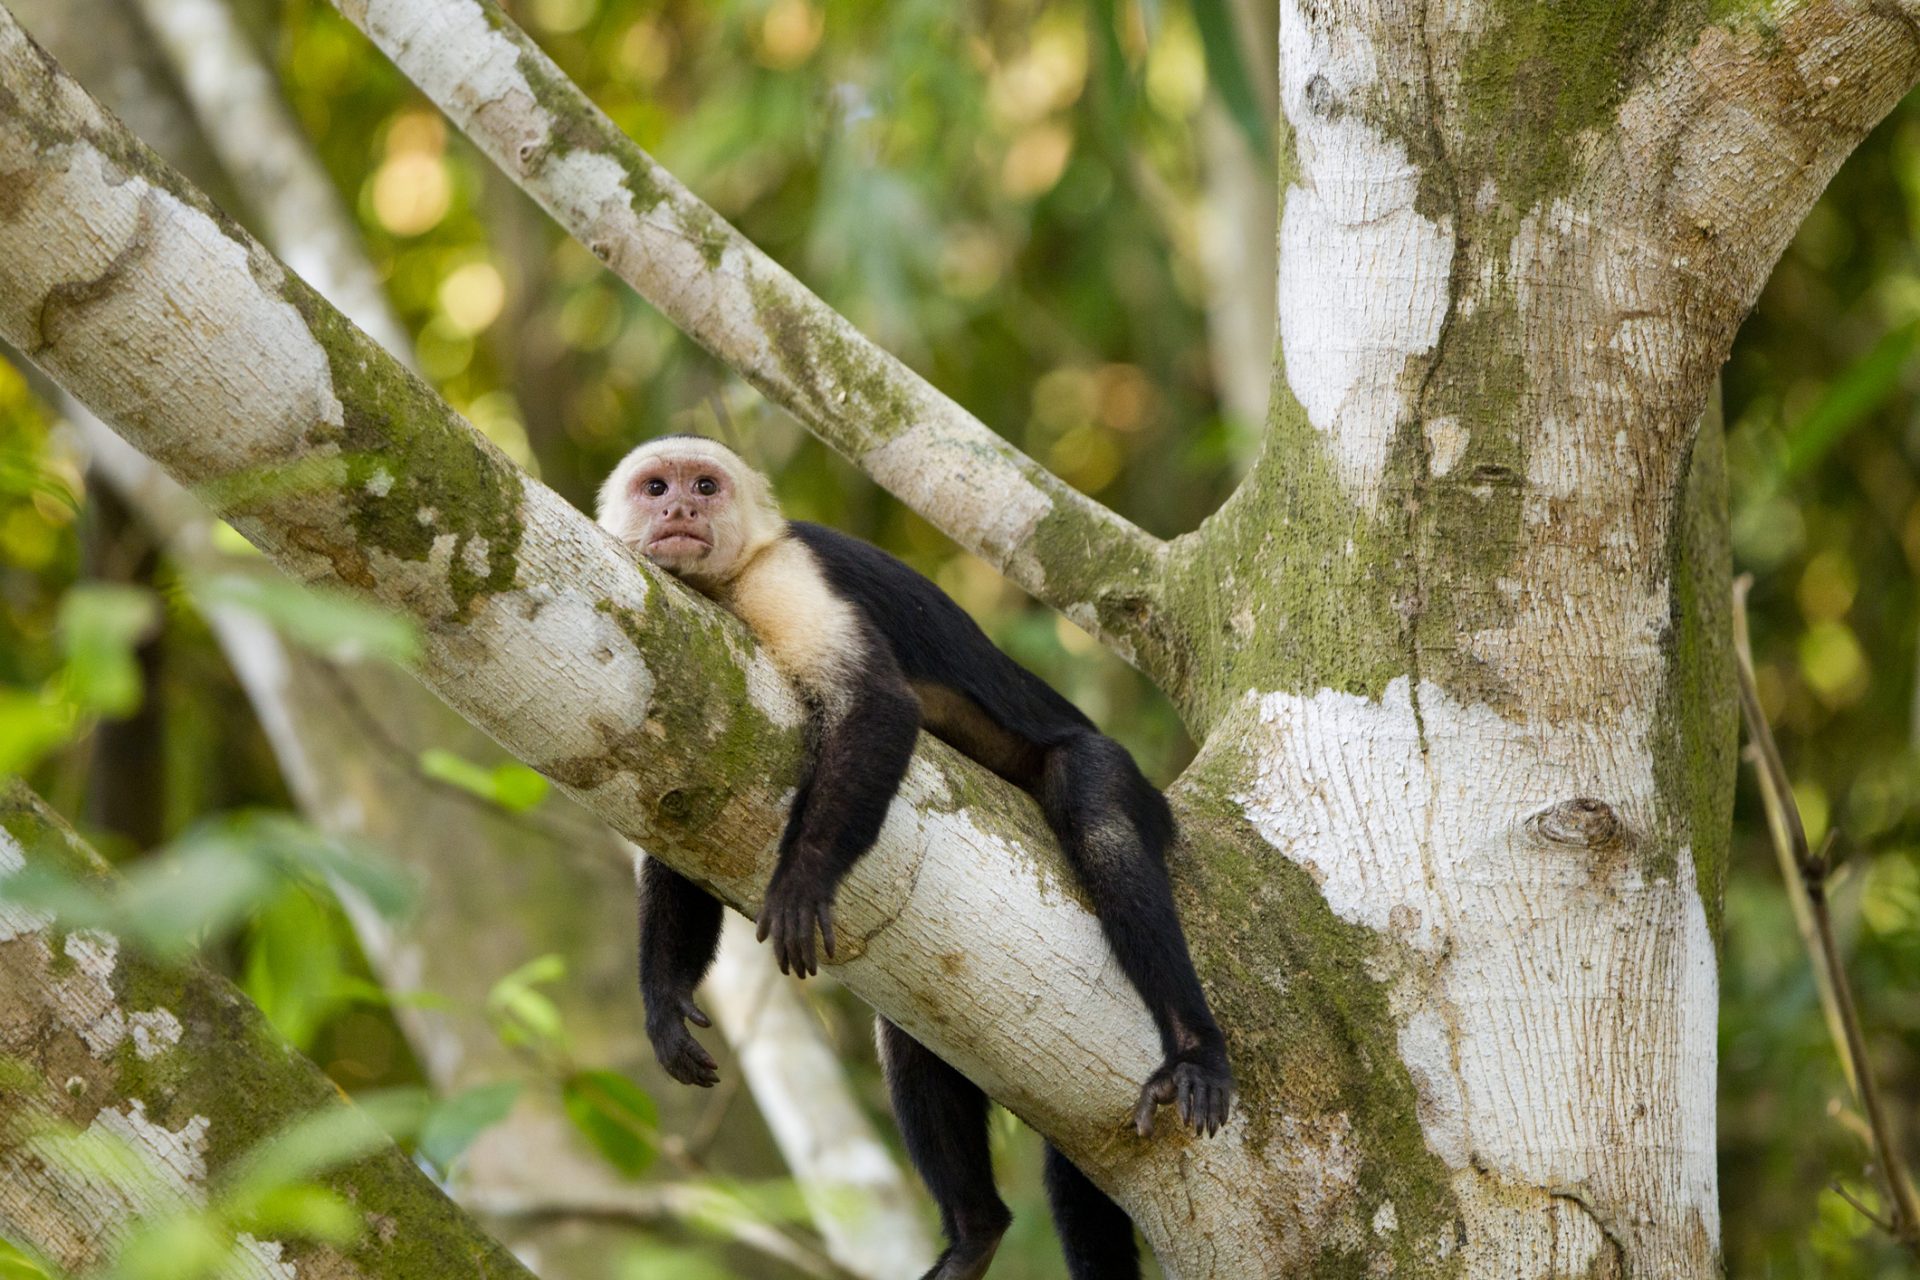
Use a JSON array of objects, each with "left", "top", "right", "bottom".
[
  {"left": 1424, "top": 417, "right": 1468, "bottom": 476},
  {"left": 129, "top": 1010, "right": 183, "bottom": 1060},
  {"left": 0, "top": 829, "right": 55, "bottom": 940},
  {"left": 62, "top": 931, "right": 130, "bottom": 1056},
  {"left": 0, "top": 145, "right": 344, "bottom": 479},
  {"left": 1276, "top": 0, "right": 1452, "bottom": 507},
  {"left": 1231, "top": 679, "right": 1719, "bottom": 1274},
  {"left": 93, "top": 1100, "right": 211, "bottom": 1190}
]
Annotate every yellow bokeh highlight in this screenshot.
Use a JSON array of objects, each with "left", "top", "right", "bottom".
[
  {"left": 1048, "top": 425, "right": 1123, "bottom": 494},
  {"left": 1796, "top": 548, "right": 1857, "bottom": 621},
  {"left": 531, "top": 0, "right": 597, "bottom": 34},
  {"left": 371, "top": 152, "right": 451, "bottom": 236},
  {"left": 988, "top": 23, "right": 1086, "bottom": 126},
  {"left": 439, "top": 261, "right": 507, "bottom": 335},
  {"left": 758, "top": 0, "right": 824, "bottom": 70},
  {"left": 1002, "top": 124, "right": 1073, "bottom": 199},
  {"left": 1145, "top": 17, "right": 1206, "bottom": 119},
  {"left": 618, "top": 18, "right": 672, "bottom": 84},
  {"left": 1798, "top": 620, "right": 1870, "bottom": 707},
  {"left": 939, "top": 227, "right": 1004, "bottom": 299}
]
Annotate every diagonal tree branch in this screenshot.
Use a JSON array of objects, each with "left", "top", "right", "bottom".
[
  {"left": 0, "top": 12, "right": 1274, "bottom": 1267},
  {"left": 0, "top": 781, "right": 539, "bottom": 1280},
  {"left": 325, "top": 0, "right": 1185, "bottom": 693},
  {"left": 126, "top": 0, "right": 413, "bottom": 363},
  {"left": 31, "top": 2, "right": 934, "bottom": 1266}
]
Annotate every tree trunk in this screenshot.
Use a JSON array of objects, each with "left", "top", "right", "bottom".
[{"left": 4, "top": 0, "right": 1919, "bottom": 1274}]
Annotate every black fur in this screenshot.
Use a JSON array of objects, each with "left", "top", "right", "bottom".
[{"left": 638, "top": 520, "right": 1231, "bottom": 1280}]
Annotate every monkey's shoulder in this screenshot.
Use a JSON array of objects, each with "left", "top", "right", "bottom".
[{"left": 722, "top": 533, "right": 868, "bottom": 693}]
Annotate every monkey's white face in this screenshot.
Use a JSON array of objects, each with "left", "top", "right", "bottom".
[{"left": 596, "top": 440, "right": 783, "bottom": 585}]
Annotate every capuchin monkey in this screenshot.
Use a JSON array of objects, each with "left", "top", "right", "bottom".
[{"left": 596, "top": 436, "right": 1232, "bottom": 1280}]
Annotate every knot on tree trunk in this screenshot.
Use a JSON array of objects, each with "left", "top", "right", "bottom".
[{"left": 1528, "top": 797, "right": 1625, "bottom": 851}]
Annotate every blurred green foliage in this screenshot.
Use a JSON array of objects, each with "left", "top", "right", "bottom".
[
  {"left": 0, "top": 0, "right": 1916, "bottom": 1274},
  {"left": 1723, "top": 90, "right": 1920, "bottom": 1279}
]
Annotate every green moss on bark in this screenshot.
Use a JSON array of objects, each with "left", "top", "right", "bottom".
[
  {"left": 1172, "top": 768, "right": 1464, "bottom": 1277},
  {"left": 0, "top": 784, "right": 536, "bottom": 1280},
  {"left": 280, "top": 282, "right": 526, "bottom": 619},
  {"left": 1655, "top": 402, "right": 1736, "bottom": 933}
]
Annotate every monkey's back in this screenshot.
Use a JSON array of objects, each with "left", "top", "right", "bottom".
[{"left": 785, "top": 522, "right": 1094, "bottom": 748}]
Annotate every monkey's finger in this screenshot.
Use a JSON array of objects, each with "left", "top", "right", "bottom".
[
  {"left": 756, "top": 914, "right": 772, "bottom": 944},
  {"left": 818, "top": 908, "right": 837, "bottom": 959},
  {"left": 1132, "top": 1073, "right": 1174, "bottom": 1137},
  {"left": 680, "top": 997, "right": 712, "bottom": 1029},
  {"left": 1175, "top": 1072, "right": 1197, "bottom": 1131},
  {"left": 800, "top": 912, "right": 818, "bottom": 977}
]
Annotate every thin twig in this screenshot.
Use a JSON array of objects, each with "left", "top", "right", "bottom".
[
  {"left": 1833, "top": 1180, "right": 1898, "bottom": 1234},
  {"left": 1731, "top": 575, "right": 1920, "bottom": 1251},
  {"left": 464, "top": 1184, "right": 861, "bottom": 1280}
]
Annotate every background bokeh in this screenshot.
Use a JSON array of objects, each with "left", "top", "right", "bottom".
[{"left": 0, "top": 0, "right": 1914, "bottom": 1275}]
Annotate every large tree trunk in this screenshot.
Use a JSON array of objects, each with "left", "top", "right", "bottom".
[{"left": 3, "top": 0, "right": 1918, "bottom": 1274}]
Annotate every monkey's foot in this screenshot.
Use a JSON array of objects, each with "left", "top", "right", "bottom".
[
  {"left": 918, "top": 1228, "right": 1007, "bottom": 1280},
  {"left": 1133, "top": 1049, "right": 1233, "bottom": 1139},
  {"left": 646, "top": 995, "right": 719, "bottom": 1088},
  {"left": 756, "top": 876, "right": 837, "bottom": 979}
]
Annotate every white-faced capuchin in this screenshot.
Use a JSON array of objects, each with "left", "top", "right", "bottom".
[{"left": 596, "top": 436, "right": 1233, "bottom": 1280}]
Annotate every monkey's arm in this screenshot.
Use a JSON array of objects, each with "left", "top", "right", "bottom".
[{"left": 758, "top": 639, "right": 921, "bottom": 978}]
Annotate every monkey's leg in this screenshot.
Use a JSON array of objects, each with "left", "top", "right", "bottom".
[
  {"left": 638, "top": 856, "right": 723, "bottom": 1087},
  {"left": 877, "top": 1017, "right": 1011, "bottom": 1280},
  {"left": 1040, "top": 732, "right": 1233, "bottom": 1136},
  {"left": 1043, "top": 1143, "right": 1140, "bottom": 1280}
]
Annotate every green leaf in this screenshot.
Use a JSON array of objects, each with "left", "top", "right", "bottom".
[
  {"left": 1774, "top": 318, "right": 1920, "bottom": 485},
  {"left": 417, "top": 749, "right": 551, "bottom": 814},
  {"left": 1190, "top": 0, "right": 1271, "bottom": 157},
  {"left": 419, "top": 1082, "right": 522, "bottom": 1169},
  {"left": 486, "top": 954, "right": 569, "bottom": 1051},
  {"left": 101, "top": 1214, "right": 229, "bottom": 1280},
  {"left": 0, "top": 1235, "right": 58, "bottom": 1280},
  {"left": 226, "top": 1184, "right": 362, "bottom": 1245},
  {"left": 221, "top": 1105, "right": 390, "bottom": 1200},
  {"left": 562, "top": 1070, "right": 659, "bottom": 1178},
  {"left": 618, "top": 1244, "right": 731, "bottom": 1280},
  {"left": 57, "top": 583, "right": 159, "bottom": 717},
  {"left": 0, "top": 688, "right": 75, "bottom": 775},
  {"left": 242, "top": 886, "right": 349, "bottom": 1050},
  {"left": 192, "top": 571, "right": 421, "bottom": 665}
]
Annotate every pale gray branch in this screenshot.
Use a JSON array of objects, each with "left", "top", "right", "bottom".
[
  {"left": 324, "top": 0, "right": 1184, "bottom": 690},
  {"left": 0, "top": 15, "right": 1276, "bottom": 1272}
]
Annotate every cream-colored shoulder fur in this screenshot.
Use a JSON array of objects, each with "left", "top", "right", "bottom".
[{"left": 723, "top": 534, "right": 866, "bottom": 706}]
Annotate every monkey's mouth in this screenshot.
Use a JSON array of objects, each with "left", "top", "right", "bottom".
[{"left": 647, "top": 531, "right": 711, "bottom": 557}]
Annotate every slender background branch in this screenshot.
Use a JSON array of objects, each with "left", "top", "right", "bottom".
[{"left": 326, "top": 0, "right": 1188, "bottom": 691}]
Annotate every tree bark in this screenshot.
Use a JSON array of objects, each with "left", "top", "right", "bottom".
[
  {"left": 0, "top": 781, "right": 536, "bottom": 1280},
  {"left": 5, "top": 0, "right": 1920, "bottom": 1274},
  {"left": 5, "top": 1, "right": 932, "bottom": 1268}
]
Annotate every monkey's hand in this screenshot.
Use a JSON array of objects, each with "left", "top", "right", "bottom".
[
  {"left": 1132, "top": 1044, "right": 1234, "bottom": 1139},
  {"left": 646, "top": 995, "right": 719, "bottom": 1088},
  {"left": 756, "top": 869, "right": 837, "bottom": 979}
]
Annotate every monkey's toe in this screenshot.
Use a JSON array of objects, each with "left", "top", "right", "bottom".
[
  {"left": 1133, "top": 1055, "right": 1233, "bottom": 1139},
  {"left": 917, "top": 1228, "right": 1006, "bottom": 1280},
  {"left": 757, "top": 890, "right": 835, "bottom": 979},
  {"left": 648, "top": 1019, "right": 719, "bottom": 1088}
]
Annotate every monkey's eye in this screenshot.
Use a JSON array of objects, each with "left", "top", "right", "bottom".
[
  {"left": 693, "top": 476, "right": 718, "bottom": 496},
  {"left": 643, "top": 478, "right": 668, "bottom": 497}
]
